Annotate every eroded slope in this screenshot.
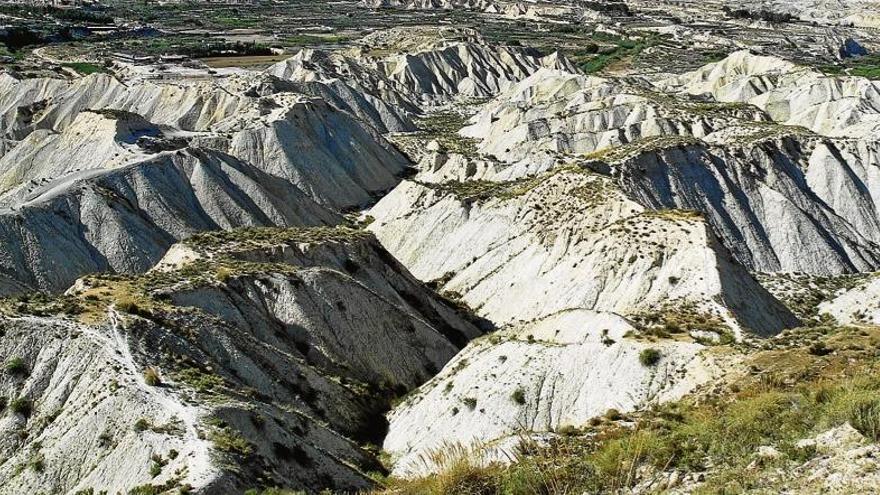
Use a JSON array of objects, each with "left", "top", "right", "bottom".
[{"left": 0, "top": 226, "right": 481, "bottom": 494}]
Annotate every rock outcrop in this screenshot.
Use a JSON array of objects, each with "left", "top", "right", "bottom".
[
  {"left": 0, "top": 148, "right": 338, "bottom": 295},
  {"left": 450, "top": 61, "right": 880, "bottom": 274},
  {"left": 0, "top": 66, "right": 418, "bottom": 293},
  {"left": 0, "top": 226, "right": 481, "bottom": 494},
  {"left": 376, "top": 39, "right": 575, "bottom": 107},
  {"left": 200, "top": 94, "right": 410, "bottom": 209},
  {"left": 0, "top": 73, "right": 69, "bottom": 140},
  {"left": 461, "top": 68, "right": 770, "bottom": 175},
  {"left": 384, "top": 310, "right": 728, "bottom": 476},
  {"left": 819, "top": 273, "right": 880, "bottom": 325},
  {"left": 0, "top": 72, "right": 409, "bottom": 210},
  {"left": 0, "top": 109, "right": 165, "bottom": 205},
  {"left": 368, "top": 167, "right": 798, "bottom": 335},
  {"left": 266, "top": 50, "right": 419, "bottom": 133},
  {"left": 269, "top": 28, "right": 575, "bottom": 113},
  {"left": 660, "top": 50, "right": 880, "bottom": 138},
  {"left": 612, "top": 136, "right": 880, "bottom": 275}
]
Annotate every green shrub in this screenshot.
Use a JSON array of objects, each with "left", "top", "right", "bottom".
[
  {"left": 511, "top": 388, "right": 526, "bottom": 405},
  {"left": 589, "top": 430, "right": 660, "bottom": 489},
  {"left": 9, "top": 398, "right": 31, "bottom": 417},
  {"left": 98, "top": 431, "right": 113, "bottom": 447},
  {"left": 5, "top": 357, "right": 28, "bottom": 375},
  {"left": 639, "top": 348, "right": 662, "bottom": 367},
  {"left": 116, "top": 297, "right": 152, "bottom": 318},
  {"left": 143, "top": 367, "right": 161, "bottom": 387},
  {"left": 604, "top": 408, "right": 622, "bottom": 421},
  {"left": 848, "top": 397, "right": 880, "bottom": 440},
  {"left": 209, "top": 426, "right": 252, "bottom": 455},
  {"left": 808, "top": 342, "right": 831, "bottom": 356},
  {"left": 116, "top": 298, "right": 139, "bottom": 313},
  {"left": 175, "top": 366, "right": 225, "bottom": 393},
  {"left": 215, "top": 267, "right": 234, "bottom": 283},
  {"left": 149, "top": 454, "right": 166, "bottom": 477},
  {"left": 28, "top": 454, "right": 45, "bottom": 472}
]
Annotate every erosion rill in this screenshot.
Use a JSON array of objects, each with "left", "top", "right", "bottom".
[{"left": 1, "top": 2, "right": 880, "bottom": 494}]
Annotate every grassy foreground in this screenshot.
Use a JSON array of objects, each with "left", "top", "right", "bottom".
[{"left": 374, "top": 324, "right": 880, "bottom": 494}]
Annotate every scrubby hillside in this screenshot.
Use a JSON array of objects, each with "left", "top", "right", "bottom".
[
  {"left": 383, "top": 309, "right": 730, "bottom": 476},
  {"left": 267, "top": 27, "right": 574, "bottom": 123},
  {"left": 0, "top": 71, "right": 409, "bottom": 210},
  {"left": 0, "top": 65, "right": 421, "bottom": 294},
  {"left": 379, "top": 323, "right": 880, "bottom": 494},
  {"left": 0, "top": 226, "right": 481, "bottom": 494},
  {"left": 368, "top": 166, "right": 797, "bottom": 334},
  {"left": 0, "top": 109, "right": 169, "bottom": 205},
  {"left": 0, "top": 148, "right": 338, "bottom": 295},
  {"left": 437, "top": 57, "right": 880, "bottom": 274},
  {"left": 820, "top": 273, "right": 880, "bottom": 325},
  {"left": 366, "top": 160, "right": 802, "bottom": 475}
]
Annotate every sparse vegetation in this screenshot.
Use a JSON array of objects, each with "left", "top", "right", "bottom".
[
  {"left": 143, "top": 366, "right": 162, "bottom": 387},
  {"left": 630, "top": 301, "right": 731, "bottom": 342},
  {"left": 174, "top": 367, "right": 225, "bottom": 394},
  {"left": 382, "top": 326, "right": 880, "bottom": 494},
  {"left": 149, "top": 454, "right": 167, "bottom": 477},
  {"left": 420, "top": 165, "right": 600, "bottom": 206},
  {"left": 116, "top": 296, "right": 153, "bottom": 318},
  {"left": 207, "top": 418, "right": 252, "bottom": 455},
  {"left": 185, "top": 226, "right": 370, "bottom": 253},
  {"left": 413, "top": 111, "right": 480, "bottom": 155},
  {"left": 62, "top": 62, "right": 107, "bottom": 75},
  {"left": 0, "top": 293, "right": 84, "bottom": 318},
  {"left": 510, "top": 388, "right": 526, "bottom": 405},
  {"left": 9, "top": 398, "right": 32, "bottom": 417},
  {"left": 584, "top": 135, "right": 702, "bottom": 163},
  {"left": 127, "top": 479, "right": 186, "bottom": 495},
  {"left": 638, "top": 348, "right": 662, "bottom": 367},
  {"left": 756, "top": 272, "right": 869, "bottom": 321},
  {"left": 28, "top": 454, "right": 45, "bottom": 472},
  {"left": 5, "top": 357, "right": 28, "bottom": 376}
]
